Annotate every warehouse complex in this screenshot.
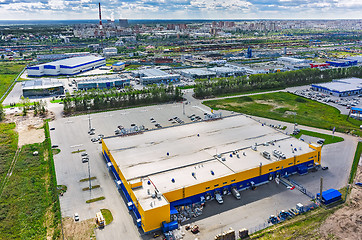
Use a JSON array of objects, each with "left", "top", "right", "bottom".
[
  {"left": 132, "top": 68, "right": 180, "bottom": 85},
  {"left": 27, "top": 55, "right": 106, "bottom": 77},
  {"left": 102, "top": 115, "right": 321, "bottom": 233},
  {"left": 22, "top": 79, "right": 64, "bottom": 97},
  {"left": 77, "top": 77, "right": 130, "bottom": 90},
  {"left": 311, "top": 77, "right": 362, "bottom": 97}
]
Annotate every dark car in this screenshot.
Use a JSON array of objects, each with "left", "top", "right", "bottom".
[{"left": 317, "top": 139, "right": 325, "bottom": 145}]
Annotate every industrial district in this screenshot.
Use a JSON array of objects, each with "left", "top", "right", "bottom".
[{"left": 0, "top": 3, "right": 362, "bottom": 240}]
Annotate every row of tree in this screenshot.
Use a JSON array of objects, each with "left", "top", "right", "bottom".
[
  {"left": 63, "top": 84, "right": 183, "bottom": 115},
  {"left": 194, "top": 66, "right": 362, "bottom": 98}
]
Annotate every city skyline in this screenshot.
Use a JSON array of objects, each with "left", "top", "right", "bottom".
[{"left": 0, "top": 0, "right": 361, "bottom": 21}]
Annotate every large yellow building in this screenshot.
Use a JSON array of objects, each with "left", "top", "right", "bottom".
[{"left": 102, "top": 115, "right": 321, "bottom": 233}]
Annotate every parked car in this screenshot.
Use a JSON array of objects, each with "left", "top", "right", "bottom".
[
  {"left": 74, "top": 213, "right": 79, "bottom": 221},
  {"left": 317, "top": 139, "right": 325, "bottom": 145},
  {"left": 214, "top": 192, "right": 224, "bottom": 204}
]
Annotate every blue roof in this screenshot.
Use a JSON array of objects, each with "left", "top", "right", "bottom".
[
  {"left": 351, "top": 107, "right": 362, "bottom": 112},
  {"left": 113, "top": 62, "right": 125, "bottom": 66},
  {"left": 317, "top": 189, "right": 341, "bottom": 201},
  {"left": 170, "top": 206, "right": 178, "bottom": 215}
]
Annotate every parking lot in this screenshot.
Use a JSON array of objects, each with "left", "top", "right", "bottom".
[
  {"left": 46, "top": 93, "right": 358, "bottom": 240},
  {"left": 293, "top": 87, "right": 362, "bottom": 115}
]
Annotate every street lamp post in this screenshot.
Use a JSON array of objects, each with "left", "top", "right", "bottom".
[
  {"left": 183, "top": 102, "right": 185, "bottom": 115},
  {"left": 87, "top": 106, "right": 91, "bottom": 133},
  {"left": 88, "top": 159, "right": 91, "bottom": 192}
]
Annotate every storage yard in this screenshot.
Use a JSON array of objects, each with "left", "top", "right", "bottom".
[{"left": 102, "top": 114, "right": 321, "bottom": 233}]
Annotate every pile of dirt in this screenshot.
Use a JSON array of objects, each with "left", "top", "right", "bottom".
[
  {"left": 319, "top": 166, "right": 362, "bottom": 240},
  {"left": 62, "top": 217, "right": 96, "bottom": 240},
  {"left": 4, "top": 110, "right": 54, "bottom": 146}
]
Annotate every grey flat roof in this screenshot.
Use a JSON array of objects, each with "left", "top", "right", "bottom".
[
  {"left": 22, "top": 79, "right": 63, "bottom": 90},
  {"left": 313, "top": 77, "right": 362, "bottom": 93},
  {"left": 180, "top": 68, "right": 216, "bottom": 75},
  {"left": 104, "top": 115, "right": 315, "bottom": 195},
  {"left": 36, "top": 55, "right": 105, "bottom": 67},
  {"left": 138, "top": 68, "right": 169, "bottom": 77}
]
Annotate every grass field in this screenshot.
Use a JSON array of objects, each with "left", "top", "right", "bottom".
[
  {"left": 0, "top": 63, "right": 25, "bottom": 102},
  {"left": 0, "top": 123, "right": 61, "bottom": 239},
  {"left": 204, "top": 92, "right": 362, "bottom": 136},
  {"left": 293, "top": 129, "right": 344, "bottom": 145},
  {"left": 0, "top": 142, "right": 59, "bottom": 239},
  {"left": 0, "top": 123, "right": 18, "bottom": 185},
  {"left": 349, "top": 142, "right": 362, "bottom": 184}
]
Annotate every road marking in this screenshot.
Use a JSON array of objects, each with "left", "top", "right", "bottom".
[
  {"left": 65, "top": 120, "right": 74, "bottom": 124},
  {"left": 70, "top": 144, "right": 83, "bottom": 148},
  {"left": 193, "top": 105, "right": 209, "bottom": 113}
]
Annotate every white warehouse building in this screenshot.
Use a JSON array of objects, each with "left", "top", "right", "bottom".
[{"left": 27, "top": 55, "right": 106, "bottom": 77}]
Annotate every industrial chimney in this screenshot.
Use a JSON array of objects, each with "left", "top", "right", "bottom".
[{"left": 98, "top": 2, "right": 103, "bottom": 30}]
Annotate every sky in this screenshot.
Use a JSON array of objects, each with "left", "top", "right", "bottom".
[{"left": 0, "top": 0, "right": 361, "bottom": 20}]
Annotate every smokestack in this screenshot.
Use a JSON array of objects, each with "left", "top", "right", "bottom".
[{"left": 98, "top": 2, "right": 103, "bottom": 30}]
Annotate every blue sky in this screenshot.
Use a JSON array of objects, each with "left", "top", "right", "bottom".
[{"left": 0, "top": 0, "right": 361, "bottom": 20}]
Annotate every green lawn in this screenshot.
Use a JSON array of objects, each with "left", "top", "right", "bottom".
[
  {"left": 0, "top": 143, "right": 57, "bottom": 239},
  {"left": 0, "top": 123, "right": 61, "bottom": 240},
  {"left": 50, "top": 99, "right": 63, "bottom": 104},
  {"left": 0, "top": 63, "right": 25, "bottom": 102},
  {"left": 0, "top": 123, "right": 18, "bottom": 185},
  {"left": 204, "top": 92, "right": 362, "bottom": 136},
  {"left": 293, "top": 129, "right": 344, "bottom": 145},
  {"left": 349, "top": 142, "right": 362, "bottom": 184},
  {"left": 100, "top": 209, "right": 113, "bottom": 225}
]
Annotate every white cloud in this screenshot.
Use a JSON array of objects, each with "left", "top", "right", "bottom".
[{"left": 48, "top": 0, "right": 67, "bottom": 10}]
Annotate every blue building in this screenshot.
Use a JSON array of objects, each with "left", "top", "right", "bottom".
[
  {"left": 27, "top": 55, "right": 106, "bottom": 77},
  {"left": 311, "top": 77, "right": 362, "bottom": 97},
  {"left": 316, "top": 189, "right": 342, "bottom": 205},
  {"left": 326, "top": 59, "right": 357, "bottom": 67}
]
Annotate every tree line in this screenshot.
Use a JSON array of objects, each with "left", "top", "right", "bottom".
[
  {"left": 194, "top": 66, "right": 362, "bottom": 98},
  {"left": 63, "top": 84, "right": 183, "bottom": 115}
]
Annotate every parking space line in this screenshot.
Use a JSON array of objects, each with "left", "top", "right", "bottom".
[{"left": 70, "top": 144, "right": 84, "bottom": 148}]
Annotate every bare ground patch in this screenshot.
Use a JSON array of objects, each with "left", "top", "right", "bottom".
[
  {"left": 4, "top": 110, "right": 54, "bottom": 147},
  {"left": 319, "top": 166, "right": 362, "bottom": 240},
  {"left": 62, "top": 217, "right": 96, "bottom": 240},
  {"left": 254, "top": 100, "right": 297, "bottom": 111}
]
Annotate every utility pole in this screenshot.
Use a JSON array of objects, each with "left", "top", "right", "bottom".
[{"left": 319, "top": 177, "right": 323, "bottom": 203}]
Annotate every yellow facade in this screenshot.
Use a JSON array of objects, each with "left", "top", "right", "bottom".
[
  {"left": 103, "top": 140, "right": 321, "bottom": 233},
  {"left": 138, "top": 203, "right": 170, "bottom": 232}
]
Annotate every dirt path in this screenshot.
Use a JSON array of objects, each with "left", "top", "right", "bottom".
[{"left": 319, "top": 165, "right": 362, "bottom": 240}]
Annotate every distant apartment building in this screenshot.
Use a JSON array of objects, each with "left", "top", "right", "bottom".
[{"left": 103, "top": 47, "right": 118, "bottom": 57}]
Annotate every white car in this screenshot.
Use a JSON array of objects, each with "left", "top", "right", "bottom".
[
  {"left": 215, "top": 192, "right": 224, "bottom": 204},
  {"left": 74, "top": 213, "right": 79, "bottom": 221}
]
